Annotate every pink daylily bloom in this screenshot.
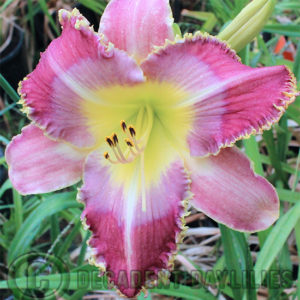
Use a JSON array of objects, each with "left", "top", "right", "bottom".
[{"left": 5, "top": 0, "right": 298, "bottom": 297}]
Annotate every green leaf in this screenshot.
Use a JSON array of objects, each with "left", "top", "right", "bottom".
[
  {"left": 77, "top": 0, "right": 106, "bottom": 14},
  {"left": 254, "top": 202, "right": 300, "bottom": 287},
  {"left": 276, "top": 2, "right": 300, "bottom": 11},
  {"left": 209, "top": 0, "right": 231, "bottom": 23},
  {"left": 181, "top": 10, "right": 217, "bottom": 33},
  {"left": 263, "top": 130, "right": 286, "bottom": 184},
  {"left": 276, "top": 188, "right": 300, "bottom": 203},
  {"left": 27, "top": 0, "right": 36, "bottom": 42},
  {"left": 0, "top": 103, "right": 16, "bottom": 116},
  {"left": 0, "top": 0, "right": 15, "bottom": 13},
  {"left": 0, "top": 73, "right": 19, "bottom": 102},
  {"left": 77, "top": 231, "right": 91, "bottom": 267},
  {"left": 260, "top": 154, "right": 296, "bottom": 174},
  {"left": 12, "top": 189, "right": 23, "bottom": 232},
  {"left": 295, "top": 219, "right": 300, "bottom": 299},
  {"left": 287, "top": 104, "right": 300, "bottom": 125},
  {"left": 293, "top": 41, "right": 300, "bottom": 81},
  {"left": 8, "top": 192, "right": 80, "bottom": 264},
  {"left": 50, "top": 214, "right": 60, "bottom": 250},
  {"left": 263, "top": 24, "right": 300, "bottom": 37},
  {"left": 219, "top": 225, "right": 246, "bottom": 300},
  {"left": 152, "top": 283, "right": 216, "bottom": 300},
  {"left": 244, "top": 137, "right": 264, "bottom": 175},
  {"left": 56, "top": 219, "right": 82, "bottom": 258},
  {"left": 37, "top": 0, "right": 60, "bottom": 36},
  {"left": 0, "top": 179, "right": 12, "bottom": 198}
]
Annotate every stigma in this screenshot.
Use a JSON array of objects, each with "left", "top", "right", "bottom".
[{"left": 103, "top": 121, "right": 143, "bottom": 164}]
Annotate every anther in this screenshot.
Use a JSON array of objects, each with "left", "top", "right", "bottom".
[
  {"left": 128, "top": 126, "right": 136, "bottom": 137},
  {"left": 112, "top": 133, "right": 119, "bottom": 145},
  {"left": 128, "top": 125, "right": 142, "bottom": 152},
  {"left": 103, "top": 151, "right": 118, "bottom": 164},
  {"left": 106, "top": 137, "right": 114, "bottom": 147},
  {"left": 125, "top": 139, "right": 134, "bottom": 147},
  {"left": 120, "top": 120, "right": 127, "bottom": 132},
  {"left": 126, "top": 138, "right": 138, "bottom": 157}
]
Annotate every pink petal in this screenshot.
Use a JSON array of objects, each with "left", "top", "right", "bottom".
[
  {"left": 187, "top": 147, "right": 279, "bottom": 232},
  {"left": 99, "top": 0, "right": 174, "bottom": 62},
  {"left": 20, "top": 8, "right": 144, "bottom": 148},
  {"left": 141, "top": 34, "right": 297, "bottom": 157},
  {"left": 79, "top": 151, "right": 189, "bottom": 297},
  {"left": 5, "top": 124, "right": 88, "bottom": 195}
]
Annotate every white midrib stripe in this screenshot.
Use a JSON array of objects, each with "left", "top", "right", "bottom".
[
  {"left": 177, "top": 68, "right": 268, "bottom": 108},
  {"left": 124, "top": 166, "right": 140, "bottom": 271},
  {"left": 48, "top": 52, "right": 105, "bottom": 104}
]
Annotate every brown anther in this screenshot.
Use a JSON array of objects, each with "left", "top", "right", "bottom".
[
  {"left": 125, "top": 139, "right": 134, "bottom": 147},
  {"left": 120, "top": 120, "right": 127, "bottom": 132},
  {"left": 106, "top": 137, "right": 114, "bottom": 147},
  {"left": 112, "top": 133, "right": 119, "bottom": 145},
  {"left": 128, "top": 126, "right": 136, "bottom": 137},
  {"left": 103, "top": 152, "right": 110, "bottom": 159}
]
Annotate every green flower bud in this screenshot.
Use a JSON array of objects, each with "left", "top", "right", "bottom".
[{"left": 218, "top": 0, "right": 276, "bottom": 52}]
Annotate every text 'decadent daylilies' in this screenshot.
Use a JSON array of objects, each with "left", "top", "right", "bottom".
[{"left": 5, "top": 0, "right": 298, "bottom": 297}]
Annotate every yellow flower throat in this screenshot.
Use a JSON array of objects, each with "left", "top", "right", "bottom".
[{"left": 82, "top": 81, "right": 194, "bottom": 189}]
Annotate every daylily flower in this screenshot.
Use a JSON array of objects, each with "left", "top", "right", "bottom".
[{"left": 5, "top": 0, "right": 298, "bottom": 297}]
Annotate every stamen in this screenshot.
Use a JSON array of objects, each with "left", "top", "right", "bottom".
[
  {"left": 127, "top": 125, "right": 142, "bottom": 152},
  {"left": 106, "top": 137, "right": 114, "bottom": 147},
  {"left": 120, "top": 120, "right": 127, "bottom": 132},
  {"left": 112, "top": 133, "right": 119, "bottom": 145},
  {"left": 104, "top": 106, "right": 154, "bottom": 167},
  {"left": 114, "top": 138, "right": 128, "bottom": 162},
  {"left": 106, "top": 135, "right": 127, "bottom": 163},
  {"left": 103, "top": 151, "right": 118, "bottom": 164},
  {"left": 128, "top": 126, "right": 136, "bottom": 137},
  {"left": 125, "top": 138, "right": 134, "bottom": 147},
  {"left": 111, "top": 147, "right": 124, "bottom": 163},
  {"left": 125, "top": 138, "right": 138, "bottom": 156},
  {"left": 122, "top": 123, "right": 141, "bottom": 152}
]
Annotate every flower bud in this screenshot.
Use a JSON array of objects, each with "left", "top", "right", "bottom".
[{"left": 218, "top": 0, "right": 276, "bottom": 52}]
